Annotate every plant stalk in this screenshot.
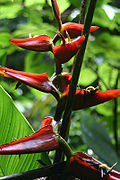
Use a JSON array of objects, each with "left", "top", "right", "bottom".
[
  {"left": 79, "top": 0, "right": 87, "bottom": 24},
  {"left": 54, "top": 0, "right": 98, "bottom": 163}
]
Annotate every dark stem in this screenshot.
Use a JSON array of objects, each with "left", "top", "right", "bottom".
[
  {"left": 0, "top": 162, "right": 67, "bottom": 180},
  {"left": 79, "top": 0, "right": 87, "bottom": 24},
  {"left": 72, "top": 0, "right": 87, "bottom": 73},
  {"left": 54, "top": 0, "right": 98, "bottom": 163},
  {"left": 113, "top": 72, "right": 119, "bottom": 152},
  {"left": 55, "top": 61, "right": 63, "bottom": 75}
]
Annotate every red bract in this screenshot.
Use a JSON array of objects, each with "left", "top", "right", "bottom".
[
  {"left": 61, "top": 22, "right": 99, "bottom": 38},
  {"left": 69, "top": 152, "right": 120, "bottom": 180},
  {"left": 0, "top": 125, "right": 59, "bottom": 154},
  {"left": 52, "top": 35, "right": 85, "bottom": 64},
  {"left": 53, "top": 22, "right": 99, "bottom": 43},
  {"left": 0, "top": 67, "right": 58, "bottom": 98},
  {"left": 9, "top": 35, "right": 53, "bottom": 52},
  {"left": 0, "top": 67, "right": 54, "bottom": 93},
  {"left": 61, "top": 88, "right": 120, "bottom": 110}
]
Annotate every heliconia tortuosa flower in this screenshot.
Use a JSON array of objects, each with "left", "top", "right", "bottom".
[
  {"left": 61, "top": 87, "right": 120, "bottom": 110},
  {"left": 52, "top": 72, "right": 72, "bottom": 93},
  {"left": 0, "top": 125, "right": 59, "bottom": 155},
  {"left": 0, "top": 67, "right": 59, "bottom": 100},
  {"left": 52, "top": 35, "right": 85, "bottom": 64},
  {"left": 69, "top": 152, "right": 120, "bottom": 180},
  {"left": 9, "top": 35, "right": 53, "bottom": 52}
]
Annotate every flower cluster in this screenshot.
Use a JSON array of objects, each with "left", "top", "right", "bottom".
[{"left": 0, "top": 0, "right": 120, "bottom": 179}]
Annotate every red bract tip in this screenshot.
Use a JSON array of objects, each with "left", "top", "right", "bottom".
[
  {"left": 9, "top": 35, "right": 53, "bottom": 52},
  {"left": 52, "top": 35, "right": 85, "bottom": 64},
  {"left": 69, "top": 152, "right": 120, "bottom": 179},
  {"left": 0, "top": 67, "right": 58, "bottom": 98},
  {"left": 61, "top": 88, "right": 120, "bottom": 110},
  {"left": 51, "top": 0, "right": 61, "bottom": 24},
  {"left": 41, "top": 116, "right": 53, "bottom": 128},
  {"left": 0, "top": 125, "right": 59, "bottom": 154}
]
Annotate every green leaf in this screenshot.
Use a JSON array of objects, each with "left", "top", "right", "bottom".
[
  {"left": 0, "top": 85, "right": 50, "bottom": 176},
  {"left": 0, "top": 3, "right": 23, "bottom": 19},
  {"left": 0, "top": 33, "right": 11, "bottom": 48},
  {"left": 0, "top": 49, "right": 7, "bottom": 66},
  {"left": 25, "top": 51, "right": 54, "bottom": 75},
  {"left": 81, "top": 112, "right": 120, "bottom": 170},
  {"left": 79, "top": 67, "right": 97, "bottom": 86}
]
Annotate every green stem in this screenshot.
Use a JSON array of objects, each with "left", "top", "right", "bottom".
[
  {"left": 56, "top": 134, "right": 73, "bottom": 159},
  {"left": 54, "top": 0, "right": 98, "bottom": 162}
]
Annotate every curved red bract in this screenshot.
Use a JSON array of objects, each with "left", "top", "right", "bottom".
[
  {"left": 62, "top": 22, "right": 99, "bottom": 38},
  {"left": 69, "top": 152, "right": 120, "bottom": 180},
  {"left": 61, "top": 89, "right": 120, "bottom": 110},
  {"left": 0, "top": 66, "right": 56, "bottom": 94},
  {"left": 0, "top": 125, "right": 59, "bottom": 154},
  {"left": 52, "top": 35, "right": 85, "bottom": 64},
  {"left": 10, "top": 35, "right": 53, "bottom": 52}
]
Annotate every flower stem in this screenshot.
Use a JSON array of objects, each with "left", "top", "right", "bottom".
[
  {"left": 54, "top": 0, "right": 98, "bottom": 163},
  {"left": 55, "top": 61, "right": 63, "bottom": 75}
]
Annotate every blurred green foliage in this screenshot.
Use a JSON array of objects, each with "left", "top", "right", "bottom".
[{"left": 0, "top": 0, "right": 120, "bottom": 174}]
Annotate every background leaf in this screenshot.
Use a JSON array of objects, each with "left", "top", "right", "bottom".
[{"left": 81, "top": 112, "right": 120, "bottom": 170}]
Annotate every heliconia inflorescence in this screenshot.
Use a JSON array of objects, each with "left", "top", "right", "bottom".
[{"left": 0, "top": 0, "right": 119, "bottom": 179}]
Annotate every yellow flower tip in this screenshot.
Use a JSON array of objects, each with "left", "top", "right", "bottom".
[
  {"left": 109, "top": 162, "right": 118, "bottom": 171},
  {"left": 86, "top": 86, "right": 96, "bottom": 91},
  {"left": 66, "top": 31, "right": 71, "bottom": 42},
  {"left": 99, "top": 164, "right": 109, "bottom": 169}
]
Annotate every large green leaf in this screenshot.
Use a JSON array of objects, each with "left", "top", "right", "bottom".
[
  {"left": 81, "top": 112, "right": 120, "bottom": 170},
  {"left": 0, "top": 85, "right": 50, "bottom": 176}
]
